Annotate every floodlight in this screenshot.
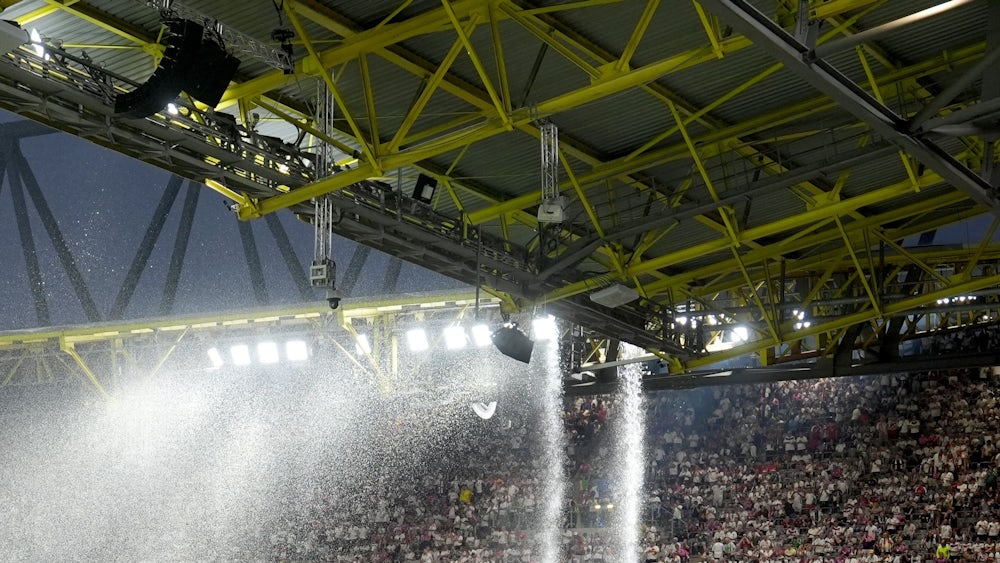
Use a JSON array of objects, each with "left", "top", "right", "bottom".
[
  {"left": 406, "top": 328, "right": 429, "bottom": 352},
  {"left": 732, "top": 326, "right": 749, "bottom": 342},
  {"left": 166, "top": 102, "right": 179, "bottom": 115},
  {"left": 471, "top": 324, "right": 492, "bottom": 347},
  {"left": 207, "top": 347, "right": 224, "bottom": 368},
  {"left": 532, "top": 315, "right": 558, "bottom": 341},
  {"left": 355, "top": 334, "right": 372, "bottom": 355},
  {"left": 491, "top": 324, "right": 534, "bottom": 364},
  {"left": 230, "top": 344, "right": 251, "bottom": 366},
  {"left": 471, "top": 401, "right": 497, "bottom": 420},
  {"left": 443, "top": 326, "right": 467, "bottom": 350},
  {"left": 257, "top": 341, "right": 279, "bottom": 364},
  {"left": 285, "top": 340, "right": 309, "bottom": 362},
  {"left": 28, "top": 27, "right": 42, "bottom": 57}
]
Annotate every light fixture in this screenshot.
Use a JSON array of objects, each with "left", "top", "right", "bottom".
[
  {"left": 532, "top": 315, "right": 558, "bottom": 341},
  {"left": 471, "top": 401, "right": 497, "bottom": 420},
  {"left": 207, "top": 347, "right": 224, "bottom": 368},
  {"left": 406, "top": 328, "right": 429, "bottom": 352},
  {"left": 593, "top": 504, "right": 602, "bottom": 511},
  {"left": 355, "top": 334, "right": 372, "bottom": 355},
  {"left": 732, "top": 326, "right": 749, "bottom": 342},
  {"left": 230, "top": 344, "right": 251, "bottom": 366},
  {"left": 491, "top": 323, "right": 534, "bottom": 364},
  {"left": 166, "top": 102, "right": 179, "bottom": 115},
  {"left": 28, "top": 27, "right": 43, "bottom": 57},
  {"left": 471, "top": 324, "right": 492, "bottom": 347},
  {"left": 606, "top": 503, "right": 614, "bottom": 510},
  {"left": 443, "top": 326, "right": 467, "bottom": 350},
  {"left": 412, "top": 173, "right": 438, "bottom": 204},
  {"left": 285, "top": 340, "right": 309, "bottom": 362},
  {"left": 590, "top": 283, "right": 639, "bottom": 308},
  {"left": 257, "top": 341, "right": 279, "bottom": 364}
]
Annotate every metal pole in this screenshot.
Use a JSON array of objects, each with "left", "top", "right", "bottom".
[{"left": 813, "top": 0, "right": 976, "bottom": 58}]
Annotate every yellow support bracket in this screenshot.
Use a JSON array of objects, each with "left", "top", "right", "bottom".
[
  {"left": 440, "top": 0, "right": 510, "bottom": 127},
  {"left": 692, "top": 2, "right": 723, "bottom": 60},
  {"left": 285, "top": 2, "right": 380, "bottom": 173},
  {"left": 60, "top": 339, "right": 111, "bottom": 400},
  {"left": 834, "top": 217, "right": 882, "bottom": 316}
]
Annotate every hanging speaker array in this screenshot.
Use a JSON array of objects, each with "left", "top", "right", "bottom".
[{"left": 114, "top": 19, "right": 241, "bottom": 119}]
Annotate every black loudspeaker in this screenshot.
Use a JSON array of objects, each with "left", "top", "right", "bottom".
[
  {"left": 491, "top": 325, "right": 534, "bottom": 364},
  {"left": 413, "top": 173, "right": 438, "bottom": 204},
  {"left": 185, "top": 40, "right": 241, "bottom": 108},
  {"left": 114, "top": 19, "right": 203, "bottom": 118}
]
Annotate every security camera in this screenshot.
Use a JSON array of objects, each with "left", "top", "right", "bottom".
[{"left": 326, "top": 288, "right": 342, "bottom": 310}]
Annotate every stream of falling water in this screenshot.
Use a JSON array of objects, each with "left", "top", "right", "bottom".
[
  {"left": 537, "top": 340, "right": 566, "bottom": 563},
  {"left": 613, "top": 344, "right": 646, "bottom": 561}
]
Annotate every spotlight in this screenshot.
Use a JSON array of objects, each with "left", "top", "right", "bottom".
[
  {"left": 406, "top": 328, "right": 429, "bottom": 352},
  {"left": 471, "top": 324, "right": 492, "bottom": 347},
  {"left": 412, "top": 173, "right": 438, "bottom": 204},
  {"left": 257, "top": 341, "right": 279, "bottom": 364},
  {"left": 28, "top": 27, "right": 42, "bottom": 57},
  {"left": 731, "top": 326, "right": 748, "bottom": 342},
  {"left": 207, "top": 347, "right": 224, "bottom": 368},
  {"left": 491, "top": 324, "right": 534, "bottom": 364},
  {"left": 443, "top": 326, "right": 468, "bottom": 350},
  {"left": 285, "top": 340, "right": 309, "bottom": 362},
  {"left": 166, "top": 102, "right": 179, "bottom": 115},
  {"left": 532, "top": 314, "right": 558, "bottom": 341},
  {"left": 471, "top": 401, "right": 497, "bottom": 420},
  {"left": 230, "top": 344, "right": 251, "bottom": 366}
]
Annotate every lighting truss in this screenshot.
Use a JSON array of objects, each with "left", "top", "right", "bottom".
[{"left": 138, "top": 0, "right": 293, "bottom": 72}]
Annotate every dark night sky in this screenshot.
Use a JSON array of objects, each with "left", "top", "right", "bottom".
[{"left": 0, "top": 110, "right": 465, "bottom": 330}]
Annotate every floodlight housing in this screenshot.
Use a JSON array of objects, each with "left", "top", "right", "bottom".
[
  {"left": 285, "top": 340, "right": 309, "bottom": 362},
  {"left": 491, "top": 324, "right": 534, "bottom": 364},
  {"left": 257, "top": 341, "right": 279, "bottom": 364},
  {"left": 406, "top": 328, "right": 429, "bottom": 352},
  {"left": 230, "top": 344, "right": 251, "bottom": 366}
]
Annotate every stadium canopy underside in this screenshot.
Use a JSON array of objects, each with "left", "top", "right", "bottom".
[{"left": 3, "top": 0, "right": 1000, "bottom": 386}]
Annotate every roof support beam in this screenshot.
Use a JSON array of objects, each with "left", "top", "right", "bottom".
[{"left": 699, "top": 0, "right": 1000, "bottom": 213}]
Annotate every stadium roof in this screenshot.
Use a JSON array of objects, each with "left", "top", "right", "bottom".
[{"left": 1, "top": 0, "right": 999, "bottom": 370}]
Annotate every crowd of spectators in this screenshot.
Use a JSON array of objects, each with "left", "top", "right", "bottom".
[{"left": 262, "top": 366, "right": 1000, "bottom": 562}]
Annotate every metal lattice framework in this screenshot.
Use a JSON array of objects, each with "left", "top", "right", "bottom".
[{"left": 3, "top": 0, "right": 1000, "bottom": 380}]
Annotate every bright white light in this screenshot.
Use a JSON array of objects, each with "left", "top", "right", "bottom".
[
  {"left": 207, "top": 347, "right": 224, "bottom": 368},
  {"left": 533, "top": 315, "right": 558, "bottom": 341},
  {"left": 443, "top": 326, "right": 467, "bottom": 349},
  {"left": 29, "top": 28, "right": 43, "bottom": 57},
  {"left": 166, "top": 103, "right": 179, "bottom": 115},
  {"left": 257, "top": 341, "right": 279, "bottom": 364},
  {"left": 471, "top": 401, "right": 497, "bottom": 420},
  {"left": 471, "top": 324, "right": 492, "bottom": 347},
  {"left": 355, "top": 334, "right": 372, "bottom": 355},
  {"left": 732, "top": 326, "right": 749, "bottom": 342},
  {"left": 675, "top": 316, "right": 687, "bottom": 325},
  {"left": 285, "top": 340, "right": 309, "bottom": 362},
  {"left": 406, "top": 328, "right": 429, "bottom": 352},
  {"left": 230, "top": 344, "right": 251, "bottom": 366},
  {"left": 277, "top": 163, "right": 289, "bottom": 174}
]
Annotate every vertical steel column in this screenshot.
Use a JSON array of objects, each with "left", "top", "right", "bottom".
[
  {"left": 160, "top": 182, "right": 200, "bottom": 315},
  {"left": 5, "top": 145, "right": 49, "bottom": 325},
  {"left": 381, "top": 257, "right": 403, "bottom": 294},
  {"left": 264, "top": 213, "right": 313, "bottom": 300},
  {"left": 238, "top": 220, "right": 269, "bottom": 305},
  {"left": 13, "top": 147, "right": 101, "bottom": 322},
  {"left": 109, "top": 175, "right": 182, "bottom": 319},
  {"left": 340, "top": 244, "right": 372, "bottom": 297}
]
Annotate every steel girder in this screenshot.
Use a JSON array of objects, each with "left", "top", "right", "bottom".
[{"left": 2, "top": 0, "right": 1000, "bottom": 374}]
